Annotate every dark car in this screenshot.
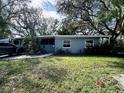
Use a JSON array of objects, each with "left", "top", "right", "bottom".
[{"left": 0, "top": 43, "right": 18, "bottom": 56}]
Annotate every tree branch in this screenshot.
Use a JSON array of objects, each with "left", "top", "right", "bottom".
[{"left": 99, "top": 0, "right": 109, "bottom": 10}]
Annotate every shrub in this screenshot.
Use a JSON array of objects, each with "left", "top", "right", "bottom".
[
  {"left": 22, "top": 36, "right": 41, "bottom": 55},
  {"left": 84, "top": 43, "right": 112, "bottom": 55},
  {"left": 56, "top": 49, "right": 65, "bottom": 54},
  {"left": 111, "top": 39, "right": 124, "bottom": 54},
  {"left": 56, "top": 49, "right": 71, "bottom": 55}
]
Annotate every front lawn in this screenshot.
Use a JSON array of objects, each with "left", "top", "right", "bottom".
[{"left": 0, "top": 56, "right": 124, "bottom": 93}]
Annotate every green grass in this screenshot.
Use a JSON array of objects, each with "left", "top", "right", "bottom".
[{"left": 0, "top": 56, "right": 124, "bottom": 93}]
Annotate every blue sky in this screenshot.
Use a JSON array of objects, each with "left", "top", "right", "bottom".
[
  {"left": 30, "top": 0, "right": 62, "bottom": 19},
  {"left": 43, "top": 0, "right": 56, "bottom": 11}
]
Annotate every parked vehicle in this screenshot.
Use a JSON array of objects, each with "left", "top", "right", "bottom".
[{"left": 0, "top": 43, "right": 23, "bottom": 56}]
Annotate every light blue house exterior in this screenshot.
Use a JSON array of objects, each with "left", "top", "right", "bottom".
[{"left": 39, "top": 35, "right": 111, "bottom": 54}]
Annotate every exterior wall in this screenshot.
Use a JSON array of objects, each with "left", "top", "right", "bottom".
[{"left": 55, "top": 37, "right": 100, "bottom": 54}]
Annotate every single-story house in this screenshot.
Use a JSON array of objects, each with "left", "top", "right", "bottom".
[{"left": 12, "top": 35, "right": 111, "bottom": 54}]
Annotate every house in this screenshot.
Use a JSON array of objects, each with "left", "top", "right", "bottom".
[
  {"left": 12, "top": 35, "right": 111, "bottom": 54},
  {"left": 39, "top": 35, "right": 111, "bottom": 54}
]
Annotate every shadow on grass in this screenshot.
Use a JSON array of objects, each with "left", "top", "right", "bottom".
[
  {"left": 54, "top": 53, "right": 124, "bottom": 58},
  {"left": 108, "top": 61, "right": 124, "bottom": 69},
  {"left": 41, "top": 64, "right": 67, "bottom": 83},
  {"left": 0, "top": 59, "right": 41, "bottom": 85}
]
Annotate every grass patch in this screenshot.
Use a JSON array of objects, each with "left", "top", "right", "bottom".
[{"left": 0, "top": 56, "right": 124, "bottom": 93}]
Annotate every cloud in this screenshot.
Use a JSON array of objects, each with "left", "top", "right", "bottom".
[
  {"left": 47, "top": 0, "right": 56, "bottom": 5},
  {"left": 43, "top": 10, "right": 63, "bottom": 19},
  {"left": 30, "top": 0, "right": 62, "bottom": 19},
  {"left": 30, "top": 0, "right": 56, "bottom": 8},
  {"left": 30, "top": 0, "right": 45, "bottom": 8}
]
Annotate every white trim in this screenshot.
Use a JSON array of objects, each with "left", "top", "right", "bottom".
[
  {"left": 38, "top": 35, "right": 112, "bottom": 38},
  {"left": 62, "top": 39, "right": 71, "bottom": 48},
  {"left": 85, "top": 39, "right": 94, "bottom": 48}
]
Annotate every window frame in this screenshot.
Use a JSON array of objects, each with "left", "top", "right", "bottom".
[
  {"left": 85, "top": 40, "right": 94, "bottom": 48},
  {"left": 62, "top": 40, "right": 71, "bottom": 48}
]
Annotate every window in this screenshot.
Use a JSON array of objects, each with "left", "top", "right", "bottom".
[
  {"left": 41, "top": 39, "right": 48, "bottom": 45},
  {"left": 49, "top": 39, "right": 55, "bottom": 45},
  {"left": 41, "top": 39, "right": 55, "bottom": 45},
  {"left": 85, "top": 40, "right": 94, "bottom": 48},
  {"left": 63, "top": 40, "right": 71, "bottom": 48}
]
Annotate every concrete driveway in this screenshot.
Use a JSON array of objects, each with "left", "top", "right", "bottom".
[
  {"left": 0, "top": 55, "right": 9, "bottom": 59},
  {"left": 0, "top": 53, "right": 53, "bottom": 60}
]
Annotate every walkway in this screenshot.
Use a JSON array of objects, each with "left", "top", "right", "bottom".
[{"left": 1, "top": 53, "right": 53, "bottom": 60}]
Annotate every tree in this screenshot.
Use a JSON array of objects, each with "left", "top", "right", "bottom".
[
  {"left": 11, "top": 7, "right": 60, "bottom": 36},
  {"left": 11, "top": 6, "right": 44, "bottom": 54},
  {"left": 57, "top": 19, "right": 77, "bottom": 35},
  {"left": 57, "top": 0, "right": 124, "bottom": 41},
  {"left": 11, "top": 6, "right": 43, "bottom": 37},
  {"left": 0, "top": 0, "right": 30, "bottom": 38},
  {"left": 37, "top": 17, "right": 59, "bottom": 35}
]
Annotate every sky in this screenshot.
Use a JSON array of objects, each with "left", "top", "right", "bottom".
[{"left": 30, "top": 0, "right": 62, "bottom": 19}]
